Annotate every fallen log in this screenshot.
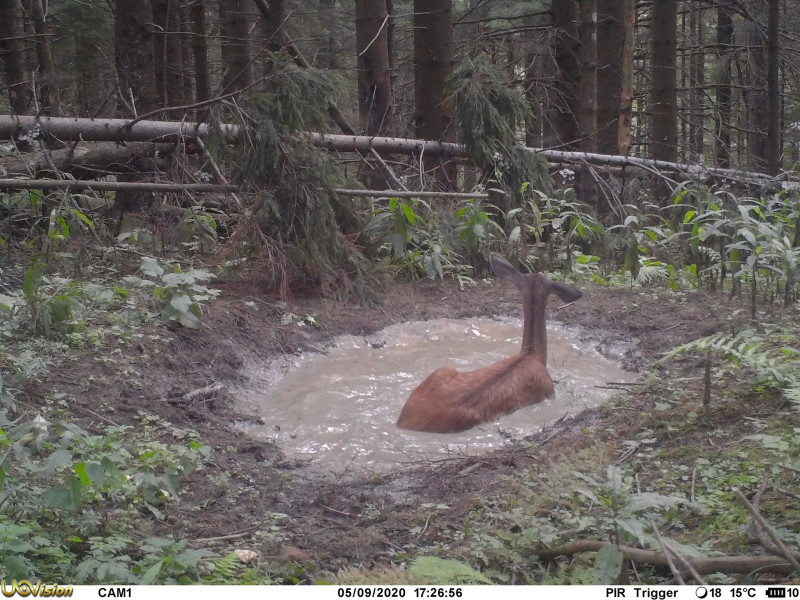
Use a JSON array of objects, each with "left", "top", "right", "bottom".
[
  {"left": 535, "top": 539, "right": 796, "bottom": 577},
  {"left": 0, "top": 141, "right": 173, "bottom": 179},
  {"left": 1, "top": 115, "right": 796, "bottom": 187},
  {"left": 0, "top": 178, "right": 237, "bottom": 193}
]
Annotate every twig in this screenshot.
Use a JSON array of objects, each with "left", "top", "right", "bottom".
[
  {"left": 71, "top": 404, "right": 120, "bottom": 427},
  {"left": 732, "top": 486, "right": 800, "bottom": 570},
  {"left": 321, "top": 505, "right": 354, "bottom": 518},
  {"left": 192, "top": 527, "right": 259, "bottom": 543},
  {"left": 650, "top": 519, "right": 685, "bottom": 584},
  {"left": 661, "top": 539, "right": 708, "bottom": 585},
  {"left": 690, "top": 466, "right": 697, "bottom": 504},
  {"left": 415, "top": 514, "right": 431, "bottom": 541},
  {"left": 178, "top": 382, "right": 226, "bottom": 403}
]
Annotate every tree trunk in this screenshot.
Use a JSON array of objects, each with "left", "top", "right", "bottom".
[
  {"left": 355, "top": 0, "right": 395, "bottom": 187},
  {"left": 219, "top": 0, "right": 253, "bottom": 93},
  {"left": 152, "top": 0, "right": 168, "bottom": 107},
  {"left": 524, "top": 11, "right": 547, "bottom": 147},
  {"left": 766, "top": 0, "right": 781, "bottom": 174},
  {"left": 318, "top": 0, "right": 339, "bottom": 69},
  {"left": 1, "top": 115, "right": 785, "bottom": 186},
  {"left": 166, "top": 0, "right": 186, "bottom": 113},
  {"left": 745, "top": 17, "right": 769, "bottom": 172},
  {"left": 30, "top": 0, "right": 62, "bottom": 116},
  {"left": 180, "top": 3, "right": 194, "bottom": 105},
  {"left": 190, "top": 0, "right": 211, "bottom": 104},
  {"left": 650, "top": 0, "right": 678, "bottom": 165},
  {"left": 596, "top": 0, "right": 622, "bottom": 155},
  {"left": 689, "top": 3, "right": 705, "bottom": 161},
  {"left": 577, "top": 0, "right": 598, "bottom": 207},
  {"left": 552, "top": 0, "right": 580, "bottom": 150},
  {"left": 114, "top": 0, "right": 159, "bottom": 116},
  {"left": 0, "top": 0, "right": 33, "bottom": 114},
  {"left": 714, "top": 4, "right": 733, "bottom": 168},
  {"left": 413, "top": 0, "right": 455, "bottom": 189},
  {"left": 617, "top": 0, "right": 635, "bottom": 157}
]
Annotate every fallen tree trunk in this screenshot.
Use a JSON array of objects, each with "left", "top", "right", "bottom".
[
  {"left": 1, "top": 141, "right": 173, "bottom": 179},
  {"left": 1, "top": 115, "right": 794, "bottom": 187},
  {"left": 0, "top": 178, "right": 237, "bottom": 193},
  {"left": 536, "top": 539, "right": 796, "bottom": 577}
]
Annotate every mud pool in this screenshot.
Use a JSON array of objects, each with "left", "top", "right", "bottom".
[{"left": 235, "top": 317, "right": 635, "bottom": 479}]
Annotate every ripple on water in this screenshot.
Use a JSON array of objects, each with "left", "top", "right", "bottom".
[{"left": 234, "top": 317, "right": 635, "bottom": 479}]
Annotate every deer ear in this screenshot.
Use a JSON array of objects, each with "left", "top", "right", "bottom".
[
  {"left": 548, "top": 280, "right": 583, "bottom": 303},
  {"left": 490, "top": 253, "right": 526, "bottom": 290}
]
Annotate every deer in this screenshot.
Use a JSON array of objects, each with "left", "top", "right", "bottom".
[{"left": 396, "top": 252, "right": 583, "bottom": 434}]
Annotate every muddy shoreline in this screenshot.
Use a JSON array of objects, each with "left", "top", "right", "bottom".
[{"left": 44, "top": 276, "right": 755, "bottom": 572}]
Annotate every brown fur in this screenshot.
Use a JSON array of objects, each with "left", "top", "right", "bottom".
[{"left": 396, "top": 253, "right": 581, "bottom": 434}]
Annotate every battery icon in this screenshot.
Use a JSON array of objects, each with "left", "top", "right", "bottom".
[{"left": 766, "top": 589, "right": 786, "bottom": 598}]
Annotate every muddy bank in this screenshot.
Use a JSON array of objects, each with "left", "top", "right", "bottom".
[{"left": 43, "top": 276, "right": 755, "bottom": 571}]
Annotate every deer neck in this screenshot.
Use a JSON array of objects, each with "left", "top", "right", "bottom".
[{"left": 520, "top": 293, "right": 547, "bottom": 364}]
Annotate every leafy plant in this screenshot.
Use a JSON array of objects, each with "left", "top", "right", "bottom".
[
  {"left": 0, "top": 415, "right": 212, "bottom": 582},
  {"left": 123, "top": 256, "right": 219, "bottom": 328},
  {"left": 660, "top": 326, "right": 800, "bottom": 408}
]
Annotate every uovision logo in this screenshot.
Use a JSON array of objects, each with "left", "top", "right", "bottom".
[{"left": 0, "top": 581, "right": 73, "bottom": 597}]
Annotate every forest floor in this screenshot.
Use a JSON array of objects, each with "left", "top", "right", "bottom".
[{"left": 26, "top": 272, "right": 800, "bottom": 583}]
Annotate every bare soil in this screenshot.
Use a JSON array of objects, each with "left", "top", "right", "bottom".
[{"left": 41, "top": 276, "right": 759, "bottom": 576}]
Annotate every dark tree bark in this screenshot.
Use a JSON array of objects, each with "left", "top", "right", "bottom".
[
  {"left": 617, "top": 0, "right": 635, "bottom": 157},
  {"left": 745, "top": 16, "right": 769, "bottom": 172},
  {"left": 714, "top": 3, "right": 733, "bottom": 168},
  {"left": 180, "top": 2, "right": 194, "bottom": 105},
  {"left": 318, "top": 0, "right": 339, "bottom": 69},
  {"left": 190, "top": 0, "right": 211, "bottom": 104},
  {"left": 650, "top": 0, "right": 678, "bottom": 164},
  {"left": 766, "top": 0, "right": 781, "bottom": 174},
  {"left": 413, "top": 0, "right": 455, "bottom": 189},
  {"left": 219, "top": 0, "right": 253, "bottom": 92},
  {"left": 596, "top": 0, "right": 623, "bottom": 155},
  {"left": 166, "top": 0, "right": 186, "bottom": 112},
  {"left": 114, "top": 0, "right": 158, "bottom": 115},
  {"left": 551, "top": 0, "right": 580, "bottom": 150},
  {"left": 354, "top": 0, "right": 395, "bottom": 187},
  {"left": 30, "top": 0, "right": 62, "bottom": 116},
  {"left": 113, "top": 0, "right": 160, "bottom": 231},
  {"left": 524, "top": 11, "right": 548, "bottom": 147},
  {"left": 577, "top": 0, "right": 598, "bottom": 206},
  {"left": 688, "top": 3, "right": 705, "bottom": 161},
  {"left": 152, "top": 0, "right": 168, "bottom": 106},
  {"left": 0, "top": 0, "right": 33, "bottom": 114}
]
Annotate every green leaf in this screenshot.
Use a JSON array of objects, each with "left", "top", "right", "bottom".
[
  {"left": 44, "top": 448, "right": 73, "bottom": 475},
  {"left": 593, "top": 545, "right": 624, "bottom": 583},
  {"left": 400, "top": 202, "right": 417, "bottom": 225},
  {"left": 140, "top": 559, "right": 165, "bottom": 584},
  {"left": 70, "top": 208, "right": 95, "bottom": 228},
  {"left": 161, "top": 294, "right": 202, "bottom": 329},
  {"left": 23, "top": 262, "right": 44, "bottom": 302},
  {"left": 75, "top": 462, "right": 91, "bottom": 486},
  {"left": 140, "top": 257, "right": 164, "bottom": 278},
  {"left": 43, "top": 484, "right": 78, "bottom": 511}
]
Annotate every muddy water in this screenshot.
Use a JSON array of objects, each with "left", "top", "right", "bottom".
[{"left": 235, "top": 317, "right": 634, "bottom": 479}]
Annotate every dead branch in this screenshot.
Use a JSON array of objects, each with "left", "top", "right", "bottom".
[
  {"left": 733, "top": 486, "right": 800, "bottom": 570},
  {"left": 650, "top": 519, "right": 685, "bottom": 584},
  {"left": 535, "top": 539, "right": 795, "bottom": 576},
  {"left": 0, "top": 178, "right": 237, "bottom": 193}
]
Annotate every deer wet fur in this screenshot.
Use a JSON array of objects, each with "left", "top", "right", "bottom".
[{"left": 396, "top": 252, "right": 582, "bottom": 434}]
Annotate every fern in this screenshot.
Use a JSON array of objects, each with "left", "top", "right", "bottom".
[
  {"left": 410, "top": 557, "right": 492, "bottom": 585},
  {"left": 661, "top": 327, "right": 800, "bottom": 408}
]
